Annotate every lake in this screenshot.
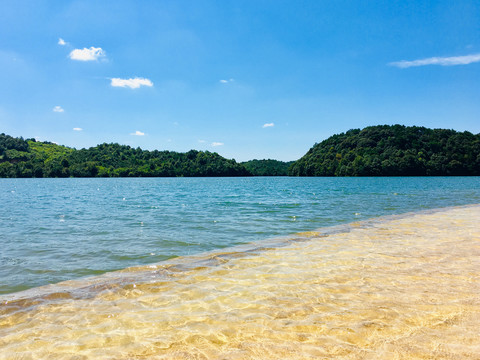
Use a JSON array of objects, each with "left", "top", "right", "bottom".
[{"left": 1, "top": 176, "right": 480, "bottom": 295}]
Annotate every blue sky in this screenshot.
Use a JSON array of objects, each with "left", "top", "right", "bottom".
[{"left": 1, "top": 0, "right": 479, "bottom": 161}]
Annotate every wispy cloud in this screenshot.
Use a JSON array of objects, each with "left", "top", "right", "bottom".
[
  {"left": 211, "top": 142, "right": 224, "bottom": 147},
  {"left": 111, "top": 77, "right": 153, "bottom": 89},
  {"left": 262, "top": 122, "right": 274, "bottom": 128},
  {"left": 389, "top": 53, "right": 480, "bottom": 68},
  {"left": 58, "top": 38, "right": 67, "bottom": 46},
  {"left": 198, "top": 139, "right": 206, "bottom": 143},
  {"left": 73, "top": 127, "right": 83, "bottom": 131},
  {"left": 69, "top": 47, "right": 106, "bottom": 61},
  {"left": 53, "top": 105, "right": 64, "bottom": 113},
  {"left": 131, "top": 130, "right": 145, "bottom": 136},
  {"left": 219, "top": 78, "right": 234, "bottom": 84}
]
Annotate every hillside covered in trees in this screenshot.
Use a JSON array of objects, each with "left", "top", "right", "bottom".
[
  {"left": 289, "top": 125, "right": 480, "bottom": 176},
  {"left": 0, "top": 134, "right": 250, "bottom": 178},
  {"left": 241, "top": 159, "right": 294, "bottom": 176},
  {"left": 2, "top": 125, "right": 479, "bottom": 178}
]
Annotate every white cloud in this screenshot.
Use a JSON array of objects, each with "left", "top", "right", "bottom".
[
  {"left": 73, "top": 127, "right": 83, "bottom": 131},
  {"left": 111, "top": 77, "right": 153, "bottom": 89},
  {"left": 131, "top": 130, "right": 145, "bottom": 136},
  {"left": 198, "top": 139, "right": 206, "bottom": 143},
  {"left": 53, "top": 105, "right": 64, "bottom": 113},
  {"left": 69, "top": 47, "right": 105, "bottom": 61},
  {"left": 211, "top": 142, "right": 224, "bottom": 147},
  {"left": 219, "top": 78, "right": 234, "bottom": 83},
  {"left": 389, "top": 53, "right": 480, "bottom": 68},
  {"left": 263, "top": 122, "right": 274, "bottom": 128},
  {"left": 58, "top": 38, "right": 66, "bottom": 46}
]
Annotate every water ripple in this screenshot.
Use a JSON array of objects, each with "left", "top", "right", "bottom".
[{"left": 0, "top": 177, "right": 479, "bottom": 294}]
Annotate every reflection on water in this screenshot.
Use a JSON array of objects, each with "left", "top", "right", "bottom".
[{"left": 1, "top": 205, "right": 479, "bottom": 359}]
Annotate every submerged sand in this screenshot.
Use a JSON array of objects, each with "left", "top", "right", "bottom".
[{"left": 1, "top": 205, "right": 479, "bottom": 359}]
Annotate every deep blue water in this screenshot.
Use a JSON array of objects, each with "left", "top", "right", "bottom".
[{"left": 1, "top": 177, "right": 480, "bottom": 294}]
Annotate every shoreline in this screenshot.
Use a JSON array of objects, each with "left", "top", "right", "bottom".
[
  {"left": 1, "top": 204, "right": 480, "bottom": 358},
  {"left": 2, "top": 203, "right": 478, "bottom": 303}
]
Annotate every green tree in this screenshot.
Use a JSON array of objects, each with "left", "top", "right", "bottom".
[{"left": 289, "top": 125, "right": 480, "bottom": 176}]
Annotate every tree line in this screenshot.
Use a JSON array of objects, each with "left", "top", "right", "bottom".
[
  {"left": 0, "top": 134, "right": 251, "bottom": 178},
  {"left": 288, "top": 125, "right": 480, "bottom": 176},
  {"left": 0, "top": 133, "right": 293, "bottom": 177},
  {"left": 241, "top": 159, "right": 294, "bottom": 176},
  {"left": 2, "top": 124, "right": 479, "bottom": 178}
]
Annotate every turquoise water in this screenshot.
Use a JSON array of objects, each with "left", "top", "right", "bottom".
[{"left": 1, "top": 176, "right": 480, "bottom": 295}]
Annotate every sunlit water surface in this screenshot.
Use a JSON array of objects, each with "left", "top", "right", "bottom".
[
  {"left": 1, "top": 205, "right": 479, "bottom": 359},
  {"left": 1, "top": 177, "right": 480, "bottom": 294}
]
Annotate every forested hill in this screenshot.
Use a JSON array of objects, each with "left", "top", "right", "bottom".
[
  {"left": 0, "top": 134, "right": 250, "bottom": 177},
  {"left": 3, "top": 125, "right": 479, "bottom": 178},
  {"left": 289, "top": 125, "right": 480, "bottom": 176},
  {"left": 241, "top": 159, "right": 294, "bottom": 176}
]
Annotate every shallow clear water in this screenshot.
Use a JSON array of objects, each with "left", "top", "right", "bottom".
[
  {"left": 1, "top": 177, "right": 480, "bottom": 294},
  {"left": 1, "top": 205, "right": 479, "bottom": 359}
]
